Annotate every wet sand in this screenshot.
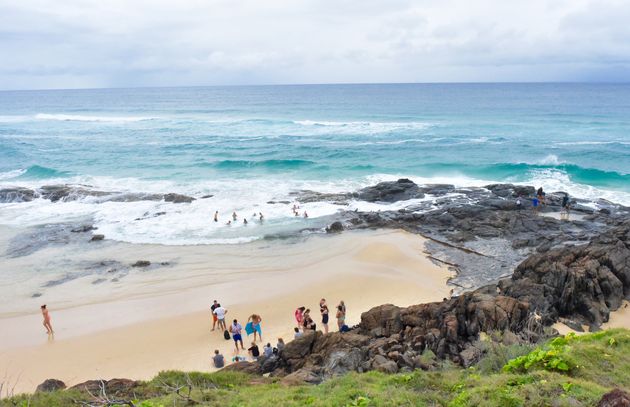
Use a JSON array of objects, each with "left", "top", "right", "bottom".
[{"left": 0, "top": 230, "right": 453, "bottom": 395}]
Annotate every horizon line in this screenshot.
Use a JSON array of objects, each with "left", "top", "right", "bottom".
[{"left": 1, "top": 80, "right": 630, "bottom": 93}]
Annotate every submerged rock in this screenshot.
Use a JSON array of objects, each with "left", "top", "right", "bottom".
[{"left": 131, "top": 260, "right": 151, "bottom": 267}]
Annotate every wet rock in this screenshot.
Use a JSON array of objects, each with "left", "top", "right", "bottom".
[
  {"left": 201, "top": 194, "right": 214, "bottom": 199},
  {"left": 357, "top": 178, "right": 424, "bottom": 203},
  {"left": 326, "top": 221, "right": 344, "bottom": 233},
  {"left": 71, "top": 225, "right": 96, "bottom": 233},
  {"left": 163, "top": 193, "right": 195, "bottom": 203},
  {"left": 36, "top": 379, "right": 66, "bottom": 393},
  {"left": 131, "top": 260, "right": 151, "bottom": 267},
  {"left": 0, "top": 187, "right": 36, "bottom": 203},
  {"left": 90, "top": 234, "right": 105, "bottom": 241}
]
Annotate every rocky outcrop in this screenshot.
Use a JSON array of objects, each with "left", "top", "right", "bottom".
[
  {"left": 356, "top": 178, "right": 424, "bottom": 202},
  {"left": 35, "top": 379, "right": 66, "bottom": 393},
  {"left": 598, "top": 389, "right": 630, "bottom": 407},
  {"left": 227, "top": 221, "right": 630, "bottom": 383}
]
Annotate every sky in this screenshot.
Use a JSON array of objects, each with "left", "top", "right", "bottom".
[{"left": 1, "top": 0, "right": 630, "bottom": 90}]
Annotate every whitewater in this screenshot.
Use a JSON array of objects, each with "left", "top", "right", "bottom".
[{"left": 1, "top": 83, "right": 629, "bottom": 245}]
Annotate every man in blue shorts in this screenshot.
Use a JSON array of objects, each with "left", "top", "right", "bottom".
[{"left": 230, "top": 319, "right": 244, "bottom": 351}]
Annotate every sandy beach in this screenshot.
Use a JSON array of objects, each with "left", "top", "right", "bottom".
[{"left": 0, "top": 229, "right": 454, "bottom": 395}]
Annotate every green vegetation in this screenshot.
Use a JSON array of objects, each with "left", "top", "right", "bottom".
[{"left": 4, "top": 329, "right": 630, "bottom": 407}]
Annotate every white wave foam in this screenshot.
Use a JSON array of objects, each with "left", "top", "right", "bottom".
[
  {"left": 535, "top": 154, "right": 563, "bottom": 166},
  {"left": 35, "top": 113, "right": 154, "bottom": 123},
  {"left": 555, "top": 141, "right": 630, "bottom": 146},
  {"left": 0, "top": 169, "right": 26, "bottom": 180},
  {"left": 293, "top": 120, "right": 432, "bottom": 133},
  {"left": 1, "top": 170, "right": 628, "bottom": 246}
]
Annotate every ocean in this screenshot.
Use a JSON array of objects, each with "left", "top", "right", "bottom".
[{"left": 1, "top": 83, "right": 629, "bottom": 245}]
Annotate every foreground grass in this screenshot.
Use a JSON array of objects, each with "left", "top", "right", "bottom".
[{"left": 5, "top": 328, "right": 630, "bottom": 407}]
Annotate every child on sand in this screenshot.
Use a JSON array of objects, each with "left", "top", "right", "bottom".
[
  {"left": 41, "top": 305, "right": 53, "bottom": 334},
  {"left": 210, "top": 300, "right": 220, "bottom": 331}
]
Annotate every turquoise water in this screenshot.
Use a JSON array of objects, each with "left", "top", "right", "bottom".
[{"left": 1, "top": 83, "right": 629, "bottom": 244}]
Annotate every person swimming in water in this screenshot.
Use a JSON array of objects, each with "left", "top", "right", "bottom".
[
  {"left": 259, "top": 212, "right": 264, "bottom": 221},
  {"left": 303, "top": 211, "right": 308, "bottom": 218},
  {"left": 232, "top": 211, "right": 237, "bottom": 221},
  {"left": 243, "top": 218, "right": 248, "bottom": 225},
  {"left": 226, "top": 220, "right": 232, "bottom": 226},
  {"left": 214, "top": 211, "right": 218, "bottom": 222}
]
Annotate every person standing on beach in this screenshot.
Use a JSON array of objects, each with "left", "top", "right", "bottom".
[
  {"left": 247, "top": 314, "right": 263, "bottom": 342},
  {"left": 294, "top": 306, "right": 305, "bottom": 329},
  {"left": 338, "top": 300, "right": 346, "bottom": 315},
  {"left": 213, "top": 304, "right": 227, "bottom": 331},
  {"left": 214, "top": 211, "right": 219, "bottom": 222},
  {"left": 336, "top": 305, "right": 346, "bottom": 331},
  {"left": 41, "top": 305, "right": 53, "bottom": 334},
  {"left": 320, "top": 299, "right": 329, "bottom": 334},
  {"left": 230, "top": 319, "right": 245, "bottom": 351},
  {"left": 210, "top": 300, "right": 220, "bottom": 331}
]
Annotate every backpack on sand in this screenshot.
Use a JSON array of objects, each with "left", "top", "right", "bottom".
[{"left": 224, "top": 330, "right": 231, "bottom": 340}]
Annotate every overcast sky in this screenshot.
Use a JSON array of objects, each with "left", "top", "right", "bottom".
[{"left": 1, "top": 0, "right": 629, "bottom": 90}]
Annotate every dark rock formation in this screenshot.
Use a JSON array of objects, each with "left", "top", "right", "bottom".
[
  {"left": 131, "top": 260, "right": 151, "bottom": 267},
  {"left": 0, "top": 187, "right": 36, "bottom": 203},
  {"left": 35, "top": 379, "right": 66, "bottom": 393},
  {"left": 227, "top": 221, "right": 630, "bottom": 383},
  {"left": 598, "top": 389, "right": 630, "bottom": 407},
  {"left": 357, "top": 178, "right": 424, "bottom": 203},
  {"left": 325, "top": 221, "right": 344, "bottom": 233},
  {"left": 163, "top": 193, "right": 195, "bottom": 203},
  {"left": 90, "top": 234, "right": 105, "bottom": 241},
  {"left": 71, "top": 225, "right": 96, "bottom": 233}
]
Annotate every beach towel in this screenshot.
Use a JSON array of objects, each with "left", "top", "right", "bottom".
[{"left": 245, "top": 321, "right": 262, "bottom": 336}]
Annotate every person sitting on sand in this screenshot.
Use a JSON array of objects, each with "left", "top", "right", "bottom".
[
  {"left": 41, "top": 304, "right": 53, "bottom": 335},
  {"left": 211, "top": 300, "right": 220, "bottom": 331},
  {"left": 232, "top": 211, "right": 237, "bottom": 221},
  {"left": 248, "top": 342, "right": 260, "bottom": 359},
  {"left": 336, "top": 305, "right": 346, "bottom": 331},
  {"left": 213, "top": 349, "right": 224, "bottom": 368},
  {"left": 230, "top": 319, "right": 245, "bottom": 351},
  {"left": 213, "top": 304, "right": 227, "bottom": 331},
  {"left": 214, "top": 211, "right": 218, "bottom": 222},
  {"left": 277, "top": 338, "right": 285, "bottom": 352},
  {"left": 320, "top": 298, "right": 329, "bottom": 334},
  {"left": 294, "top": 306, "right": 305, "bottom": 329},
  {"left": 294, "top": 327, "right": 303, "bottom": 339},
  {"left": 247, "top": 314, "right": 263, "bottom": 342},
  {"left": 263, "top": 343, "right": 273, "bottom": 358}
]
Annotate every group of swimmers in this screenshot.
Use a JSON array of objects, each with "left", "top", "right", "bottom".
[
  {"left": 212, "top": 202, "right": 310, "bottom": 226},
  {"left": 214, "top": 211, "right": 263, "bottom": 226}
]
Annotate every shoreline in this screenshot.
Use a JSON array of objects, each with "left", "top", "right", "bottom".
[{"left": 0, "top": 229, "right": 454, "bottom": 394}]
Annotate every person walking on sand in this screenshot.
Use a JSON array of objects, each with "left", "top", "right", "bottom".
[
  {"left": 213, "top": 304, "right": 227, "bottom": 331},
  {"left": 214, "top": 211, "right": 219, "bottom": 222},
  {"left": 294, "top": 306, "right": 305, "bottom": 329},
  {"left": 210, "top": 300, "right": 220, "bottom": 331},
  {"left": 212, "top": 349, "right": 225, "bottom": 368},
  {"left": 336, "top": 305, "right": 346, "bottom": 331},
  {"left": 230, "top": 319, "right": 245, "bottom": 351},
  {"left": 247, "top": 314, "right": 263, "bottom": 342},
  {"left": 320, "top": 298, "right": 329, "bottom": 334},
  {"left": 41, "top": 304, "right": 53, "bottom": 334}
]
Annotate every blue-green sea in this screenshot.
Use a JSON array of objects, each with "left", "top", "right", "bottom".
[{"left": 1, "top": 83, "right": 629, "bottom": 244}]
